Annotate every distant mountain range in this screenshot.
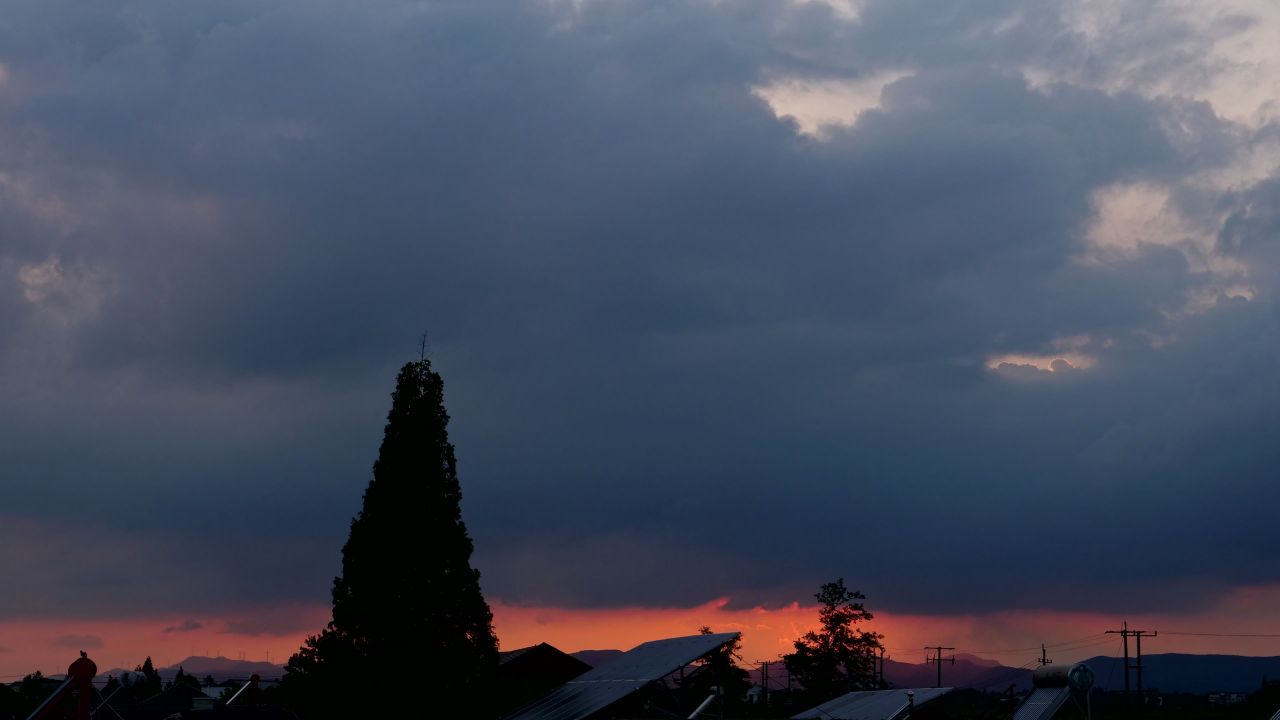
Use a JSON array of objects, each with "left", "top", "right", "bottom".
[
  {"left": 882, "top": 653, "right": 1280, "bottom": 695},
  {"left": 570, "top": 649, "right": 624, "bottom": 668},
  {"left": 1081, "top": 653, "right": 1280, "bottom": 694},
  {"left": 883, "top": 653, "right": 1033, "bottom": 692},
  {"left": 95, "top": 656, "right": 286, "bottom": 683},
  {"left": 87, "top": 650, "right": 1280, "bottom": 695}
]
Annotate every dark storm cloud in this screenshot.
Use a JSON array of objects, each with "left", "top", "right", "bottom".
[
  {"left": 162, "top": 619, "right": 204, "bottom": 634},
  {"left": 0, "top": 0, "right": 1277, "bottom": 620}
]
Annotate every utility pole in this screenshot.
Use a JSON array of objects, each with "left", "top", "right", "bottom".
[
  {"left": 1135, "top": 629, "right": 1156, "bottom": 707},
  {"left": 1039, "top": 644, "right": 1053, "bottom": 666},
  {"left": 1107, "top": 622, "right": 1131, "bottom": 711},
  {"left": 878, "top": 647, "right": 886, "bottom": 688},
  {"left": 759, "top": 660, "right": 771, "bottom": 706},
  {"left": 924, "top": 646, "right": 955, "bottom": 689},
  {"left": 1106, "top": 622, "right": 1157, "bottom": 715}
]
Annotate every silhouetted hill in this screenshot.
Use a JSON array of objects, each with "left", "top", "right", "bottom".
[
  {"left": 1081, "top": 653, "right": 1280, "bottom": 694},
  {"left": 876, "top": 653, "right": 1280, "bottom": 694},
  {"left": 571, "top": 649, "right": 624, "bottom": 668},
  {"left": 738, "top": 657, "right": 1032, "bottom": 693},
  {"left": 88, "top": 651, "right": 1280, "bottom": 695},
  {"left": 153, "top": 656, "right": 284, "bottom": 681},
  {"left": 954, "top": 652, "right": 1001, "bottom": 668},
  {"left": 93, "top": 656, "right": 283, "bottom": 683},
  {"left": 165, "top": 656, "right": 284, "bottom": 680},
  {"left": 877, "top": 653, "right": 1280, "bottom": 695},
  {"left": 883, "top": 657, "right": 1033, "bottom": 691}
]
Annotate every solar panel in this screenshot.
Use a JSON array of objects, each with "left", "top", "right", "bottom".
[
  {"left": 504, "top": 632, "right": 740, "bottom": 720},
  {"left": 792, "top": 688, "right": 953, "bottom": 720},
  {"left": 1011, "top": 686, "right": 1071, "bottom": 720}
]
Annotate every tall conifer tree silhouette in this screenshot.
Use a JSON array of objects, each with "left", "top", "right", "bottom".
[{"left": 285, "top": 358, "right": 498, "bottom": 718}]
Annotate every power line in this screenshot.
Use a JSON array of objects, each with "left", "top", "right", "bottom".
[
  {"left": 1101, "top": 637, "right": 1123, "bottom": 696},
  {"left": 968, "top": 657, "right": 1041, "bottom": 691},
  {"left": 952, "top": 632, "right": 1111, "bottom": 655},
  {"left": 1025, "top": 636, "right": 1124, "bottom": 658},
  {"left": 935, "top": 634, "right": 1116, "bottom": 667},
  {"left": 1161, "top": 631, "right": 1280, "bottom": 638}
]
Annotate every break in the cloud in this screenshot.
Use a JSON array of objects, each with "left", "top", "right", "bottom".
[{"left": 1, "top": 0, "right": 1278, "bottom": 630}]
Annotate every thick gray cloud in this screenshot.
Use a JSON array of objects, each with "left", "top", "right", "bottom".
[{"left": 1, "top": 0, "right": 1278, "bottom": 620}]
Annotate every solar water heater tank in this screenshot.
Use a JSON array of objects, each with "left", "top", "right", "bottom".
[
  {"left": 1011, "top": 663, "right": 1095, "bottom": 720},
  {"left": 1031, "top": 662, "right": 1095, "bottom": 692}
]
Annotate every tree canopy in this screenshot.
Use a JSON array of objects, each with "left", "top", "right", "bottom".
[
  {"left": 173, "top": 667, "right": 202, "bottom": 693},
  {"left": 284, "top": 357, "right": 499, "bottom": 718},
  {"left": 135, "top": 657, "right": 163, "bottom": 699},
  {"left": 783, "top": 578, "right": 884, "bottom": 702},
  {"left": 680, "top": 626, "right": 751, "bottom": 713}
]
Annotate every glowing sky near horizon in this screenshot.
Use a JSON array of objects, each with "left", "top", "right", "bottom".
[{"left": 8, "top": 586, "right": 1280, "bottom": 678}]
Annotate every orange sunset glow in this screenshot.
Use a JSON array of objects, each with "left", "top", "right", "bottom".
[
  {"left": 8, "top": 585, "right": 1280, "bottom": 680},
  {"left": 491, "top": 587, "right": 1280, "bottom": 666}
]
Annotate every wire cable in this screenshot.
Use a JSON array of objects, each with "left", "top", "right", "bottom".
[
  {"left": 1101, "top": 638, "right": 1122, "bottom": 692},
  {"left": 1160, "top": 631, "right": 1280, "bottom": 638},
  {"left": 952, "top": 633, "right": 1111, "bottom": 655},
  {"left": 963, "top": 657, "right": 1041, "bottom": 691}
]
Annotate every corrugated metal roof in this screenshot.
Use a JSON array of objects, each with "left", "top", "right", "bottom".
[
  {"left": 1011, "top": 686, "right": 1071, "bottom": 720},
  {"left": 791, "top": 687, "right": 953, "bottom": 720},
  {"left": 503, "top": 632, "right": 739, "bottom": 720}
]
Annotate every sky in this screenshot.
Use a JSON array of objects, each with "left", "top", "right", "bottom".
[{"left": 5, "top": 0, "right": 1280, "bottom": 677}]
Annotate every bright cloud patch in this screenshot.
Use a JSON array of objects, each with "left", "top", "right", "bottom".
[
  {"left": 1083, "top": 182, "right": 1197, "bottom": 258},
  {"left": 752, "top": 70, "right": 912, "bottom": 137},
  {"left": 1082, "top": 182, "right": 1254, "bottom": 313},
  {"left": 1027, "top": 0, "right": 1280, "bottom": 126},
  {"left": 987, "top": 336, "right": 1102, "bottom": 376},
  {"left": 16, "top": 255, "right": 111, "bottom": 327},
  {"left": 987, "top": 353, "right": 1094, "bottom": 375}
]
